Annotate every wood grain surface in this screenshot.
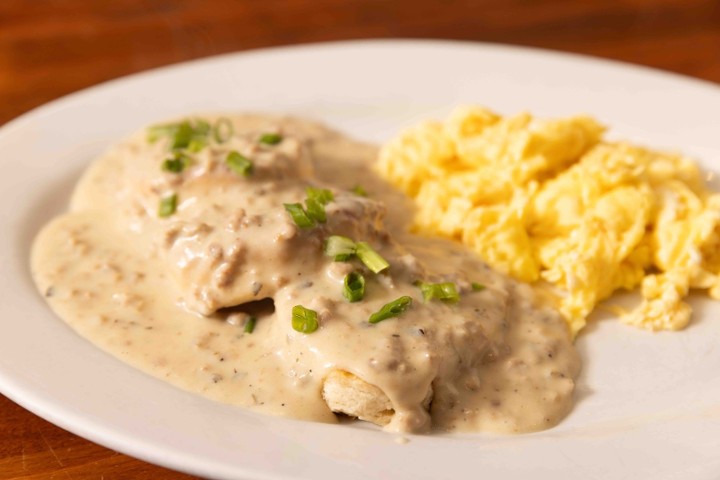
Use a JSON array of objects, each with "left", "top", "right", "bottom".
[{"left": 1, "top": 0, "right": 719, "bottom": 478}]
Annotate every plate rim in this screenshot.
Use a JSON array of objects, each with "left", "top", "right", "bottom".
[{"left": 3, "top": 38, "right": 718, "bottom": 134}]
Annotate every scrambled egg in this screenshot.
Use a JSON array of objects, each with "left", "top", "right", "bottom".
[{"left": 376, "top": 106, "right": 720, "bottom": 336}]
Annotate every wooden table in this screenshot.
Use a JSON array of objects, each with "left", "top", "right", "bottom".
[{"left": 1, "top": 0, "right": 718, "bottom": 478}]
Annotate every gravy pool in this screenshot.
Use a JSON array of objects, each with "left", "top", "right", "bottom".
[{"left": 31, "top": 115, "right": 580, "bottom": 434}]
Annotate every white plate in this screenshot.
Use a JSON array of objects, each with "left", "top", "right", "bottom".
[{"left": 2, "top": 40, "right": 720, "bottom": 480}]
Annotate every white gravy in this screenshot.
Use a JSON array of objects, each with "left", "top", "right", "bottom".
[{"left": 31, "top": 115, "right": 580, "bottom": 434}]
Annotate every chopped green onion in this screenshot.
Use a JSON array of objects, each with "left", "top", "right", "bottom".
[
  {"left": 343, "top": 272, "right": 365, "bottom": 302},
  {"left": 194, "top": 119, "right": 211, "bottom": 136},
  {"left": 356, "top": 242, "right": 389, "bottom": 274},
  {"left": 303, "top": 188, "right": 332, "bottom": 223},
  {"left": 188, "top": 137, "right": 208, "bottom": 153},
  {"left": 419, "top": 282, "right": 460, "bottom": 303},
  {"left": 471, "top": 282, "right": 485, "bottom": 291},
  {"left": 170, "top": 121, "right": 194, "bottom": 150},
  {"left": 162, "top": 158, "right": 184, "bottom": 173},
  {"left": 259, "top": 133, "right": 283, "bottom": 145},
  {"left": 304, "top": 197, "right": 327, "bottom": 223},
  {"left": 283, "top": 189, "right": 334, "bottom": 229},
  {"left": 352, "top": 185, "right": 368, "bottom": 197},
  {"left": 244, "top": 316, "right": 257, "bottom": 334},
  {"left": 369, "top": 296, "right": 412, "bottom": 324},
  {"left": 284, "top": 203, "right": 315, "bottom": 228},
  {"left": 158, "top": 193, "right": 178, "bottom": 218},
  {"left": 213, "top": 118, "right": 234, "bottom": 143},
  {"left": 226, "top": 151, "right": 253, "bottom": 176},
  {"left": 306, "top": 187, "right": 334, "bottom": 205},
  {"left": 147, "top": 119, "right": 215, "bottom": 152},
  {"left": 325, "top": 235, "right": 357, "bottom": 261},
  {"left": 162, "top": 153, "right": 191, "bottom": 173},
  {"left": 147, "top": 121, "right": 195, "bottom": 149},
  {"left": 292, "top": 305, "right": 319, "bottom": 333}
]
